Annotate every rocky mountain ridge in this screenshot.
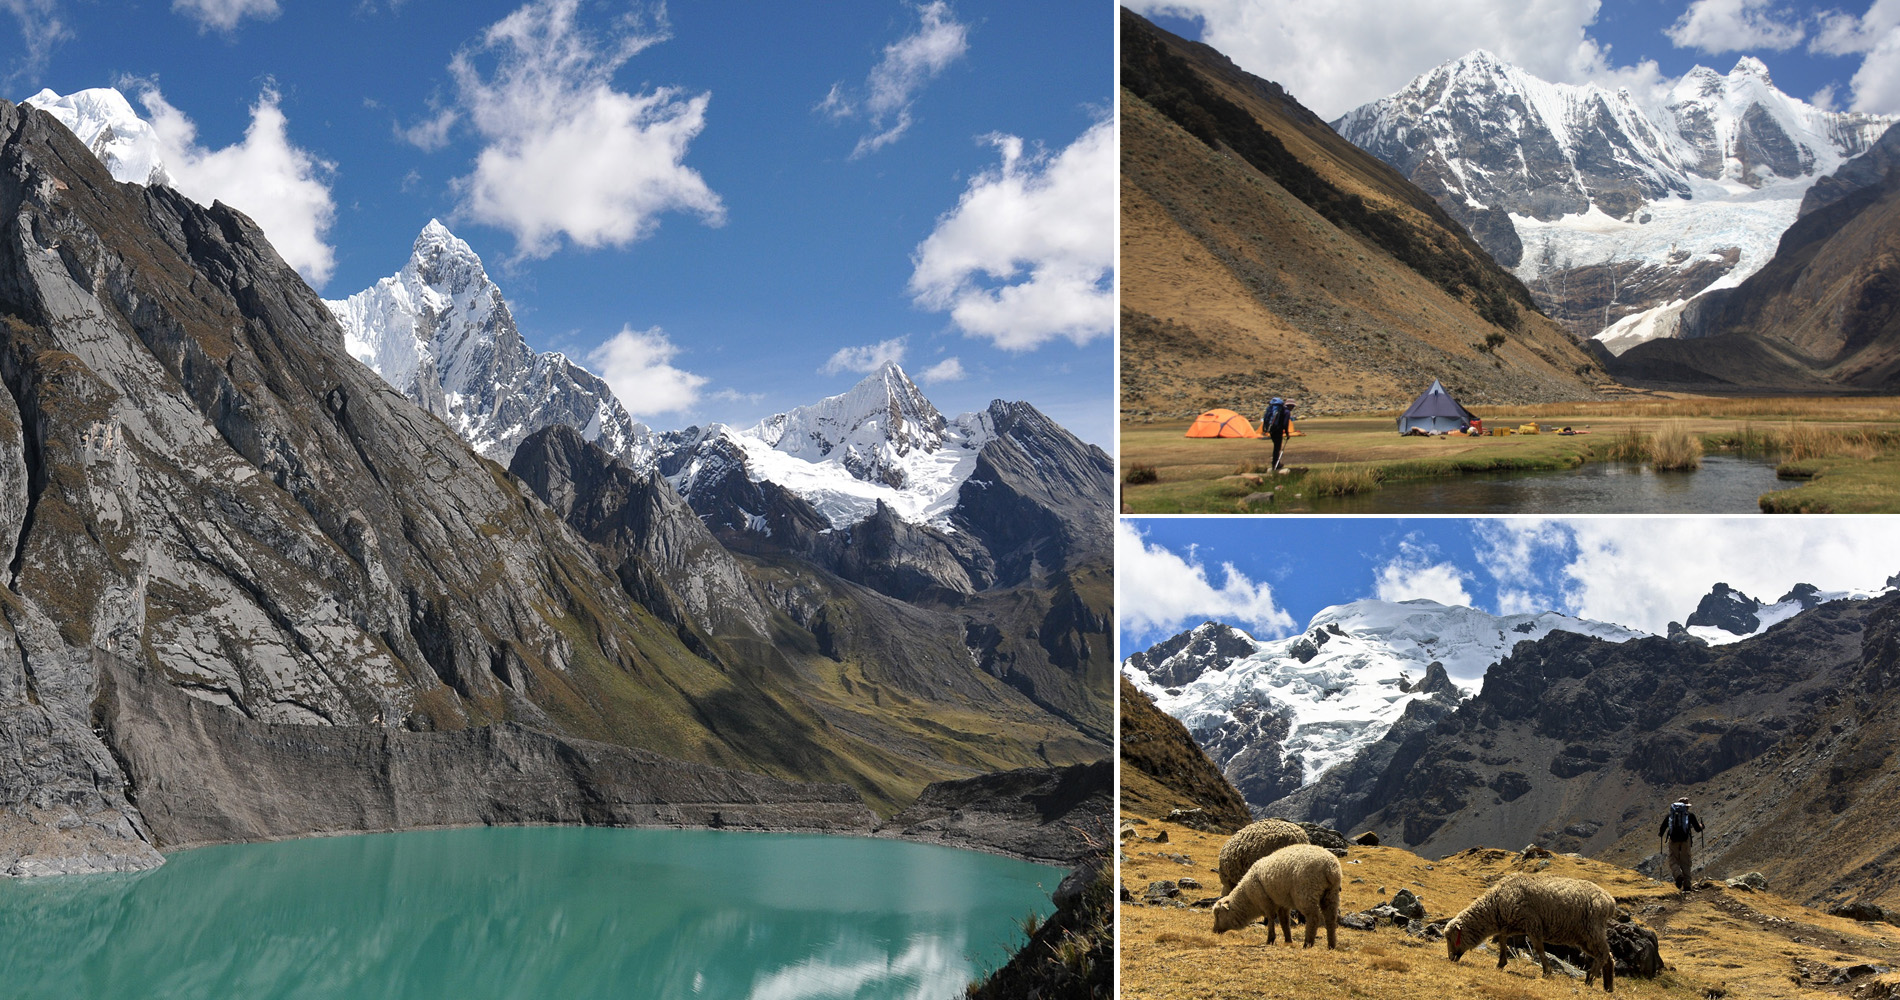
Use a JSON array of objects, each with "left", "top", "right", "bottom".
[
  {"left": 1334, "top": 52, "right": 1895, "bottom": 351},
  {"left": 1268, "top": 587, "right": 1900, "bottom": 908},
  {"left": 0, "top": 95, "right": 1108, "bottom": 875},
  {"left": 1123, "top": 599, "right": 1646, "bottom": 811}
]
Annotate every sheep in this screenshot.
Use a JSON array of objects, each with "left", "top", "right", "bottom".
[
  {"left": 1211, "top": 844, "right": 1341, "bottom": 949},
  {"left": 1444, "top": 874, "right": 1617, "bottom": 992},
  {"left": 1217, "top": 818, "right": 1310, "bottom": 895}
]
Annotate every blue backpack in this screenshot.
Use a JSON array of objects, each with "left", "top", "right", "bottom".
[
  {"left": 1667, "top": 802, "right": 1692, "bottom": 840},
  {"left": 1264, "top": 399, "right": 1289, "bottom": 435}
]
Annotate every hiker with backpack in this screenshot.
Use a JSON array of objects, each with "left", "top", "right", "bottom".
[
  {"left": 1262, "top": 398, "right": 1295, "bottom": 472},
  {"left": 1658, "top": 798, "right": 1704, "bottom": 891}
]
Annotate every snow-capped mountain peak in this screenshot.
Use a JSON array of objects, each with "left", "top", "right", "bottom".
[
  {"left": 747, "top": 362, "right": 952, "bottom": 487},
  {"left": 325, "top": 220, "right": 648, "bottom": 465},
  {"left": 21, "top": 87, "right": 167, "bottom": 187},
  {"left": 663, "top": 363, "right": 997, "bottom": 529},
  {"left": 1334, "top": 51, "right": 1896, "bottom": 351}
]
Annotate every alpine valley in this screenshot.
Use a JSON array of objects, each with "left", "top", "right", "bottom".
[
  {"left": 1125, "top": 575, "right": 1900, "bottom": 906},
  {"left": 0, "top": 91, "right": 1113, "bottom": 879}
]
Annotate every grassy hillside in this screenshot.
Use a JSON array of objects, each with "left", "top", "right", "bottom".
[
  {"left": 1119, "top": 9, "right": 1610, "bottom": 425},
  {"left": 1121, "top": 812, "right": 1900, "bottom": 999}
]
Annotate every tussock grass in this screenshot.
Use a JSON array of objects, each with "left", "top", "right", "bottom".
[
  {"left": 1369, "top": 955, "right": 1412, "bottom": 972},
  {"left": 1784, "top": 423, "right": 1882, "bottom": 462},
  {"left": 1651, "top": 420, "right": 1704, "bottom": 470},
  {"left": 1303, "top": 464, "right": 1382, "bottom": 496},
  {"left": 1604, "top": 427, "right": 1652, "bottom": 462},
  {"left": 1124, "top": 462, "right": 1160, "bottom": 485}
]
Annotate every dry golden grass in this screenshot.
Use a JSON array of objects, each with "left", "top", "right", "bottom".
[
  {"left": 1120, "top": 815, "right": 1900, "bottom": 1000},
  {"left": 1465, "top": 396, "right": 1900, "bottom": 423},
  {"left": 1651, "top": 420, "right": 1704, "bottom": 470},
  {"left": 1783, "top": 422, "right": 1882, "bottom": 462}
]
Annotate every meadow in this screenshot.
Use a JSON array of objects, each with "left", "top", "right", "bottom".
[{"left": 1120, "top": 397, "right": 1900, "bottom": 514}]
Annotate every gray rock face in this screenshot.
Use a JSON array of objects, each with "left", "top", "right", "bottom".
[
  {"left": 508, "top": 424, "right": 769, "bottom": 644},
  {"left": 878, "top": 760, "right": 1110, "bottom": 865},
  {"left": 100, "top": 654, "right": 877, "bottom": 845},
  {"left": 0, "top": 98, "right": 885, "bottom": 874}
]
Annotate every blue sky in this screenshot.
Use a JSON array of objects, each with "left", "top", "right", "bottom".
[
  {"left": 1116, "top": 517, "right": 1900, "bottom": 654},
  {"left": 4, "top": 0, "right": 1113, "bottom": 444},
  {"left": 1136, "top": 1, "right": 1900, "bottom": 120}
]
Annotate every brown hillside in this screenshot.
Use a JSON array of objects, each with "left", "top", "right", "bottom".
[
  {"left": 1120, "top": 677, "right": 1252, "bottom": 832},
  {"left": 1120, "top": 813, "right": 1900, "bottom": 1000},
  {"left": 1119, "top": 8, "right": 1610, "bottom": 422}
]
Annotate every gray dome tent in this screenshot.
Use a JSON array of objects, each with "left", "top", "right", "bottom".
[{"left": 1397, "top": 379, "right": 1476, "bottom": 434}]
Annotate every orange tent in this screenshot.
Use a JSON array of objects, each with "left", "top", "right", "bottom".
[{"left": 1184, "top": 409, "right": 1260, "bottom": 438}]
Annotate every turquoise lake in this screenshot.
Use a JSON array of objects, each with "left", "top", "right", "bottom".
[{"left": 0, "top": 827, "right": 1064, "bottom": 999}]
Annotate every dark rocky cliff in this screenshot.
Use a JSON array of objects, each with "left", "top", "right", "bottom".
[
  {"left": 0, "top": 96, "right": 1078, "bottom": 874},
  {"left": 1278, "top": 593, "right": 1899, "bottom": 907}
]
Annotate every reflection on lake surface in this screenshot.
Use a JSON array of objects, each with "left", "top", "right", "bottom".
[
  {"left": 0, "top": 826, "right": 1061, "bottom": 1000},
  {"left": 1302, "top": 454, "right": 1797, "bottom": 513}
]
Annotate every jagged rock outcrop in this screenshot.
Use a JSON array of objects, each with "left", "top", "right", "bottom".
[
  {"left": 1123, "top": 622, "right": 1257, "bottom": 689},
  {"left": 878, "top": 760, "right": 1110, "bottom": 865},
  {"left": 1685, "top": 582, "right": 1764, "bottom": 636},
  {"left": 508, "top": 424, "right": 769, "bottom": 645}
]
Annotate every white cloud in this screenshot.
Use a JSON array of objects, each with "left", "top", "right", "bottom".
[
  {"left": 397, "top": 107, "right": 459, "bottom": 151},
  {"left": 3, "top": 0, "right": 71, "bottom": 83},
  {"left": 136, "top": 84, "right": 338, "bottom": 285},
  {"left": 1810, "top": 82, "right": 1839, "bottom": 109},
  {"left": 1117, "top": 522, "right": 1296, "bottom": 640},
  {"left": 1370, "top": 539, "right": 1474, "bottom": 607},
  {"left": 172, "top": 0, "right": 279, "bottom": 32},
  {"left": 909, "top": 116, "right": 1114, "bottom": 351},
  {"left": 444, "top": 0, "right": 724, "bottom": 258},
  {"left": 584, "top": 325, "right": 706, "bottom": 416},
  {"left": 1808, "top": 1, "right": 1900, "bottom": 113},
  {"left": 1468, "top": 519, "right": 1900, "bottom": 634},
  {"left": 1666, "top": 0, "right": 1806, "bottom": 52},
  {"left": 1130, "top": 0, "right": 1669, "bottom": 120},
  {"left": 918, "top": 356, "right": 965, "bottom": 383},
  {"left": 819, "top": 0, "right": 969, "bottom": 157},
  {"left": 819, "top": 337, "right": 907, "bottom": 375}
]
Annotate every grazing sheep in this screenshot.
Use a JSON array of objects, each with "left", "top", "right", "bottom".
[
  {"left": 1212, "top": 844, "right": 1341, "bottom": 949},
  {"left": 1444, "top": 874, "right": 1617, "bottom": 992},
  {"left": 1217, "top": 819, "right": 1310, "bottom": 894}
]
